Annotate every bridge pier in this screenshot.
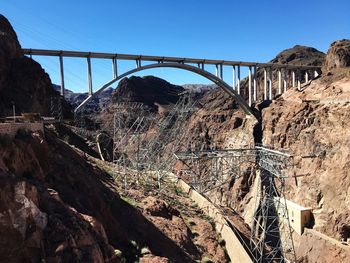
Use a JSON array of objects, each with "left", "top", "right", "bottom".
[
  {"left": 248, "top": 66, "right": 252, "bottom": 106},
  {"left": 253, "top": 65, "right": 257, "bottom": 102},
  {"left": 59, "top": 55, "right": 65, "bottom": 97},
  {"left": 314, "top": 69, "right": 319, "bottom": 78},
  {"left": 87, "top": 57, "right": 93, "bottom": 96},
  {"left": 283, "top": 68, "right": 288, "bottom": 92},
  {"left": 219, "top": 64, "right": 223, "bottom": 80},
  {"left": 263, "top": 68, "right": 267, "bottom": 100},
  {"left": 112, "top": 58, "right": 118, "bottom": 78},
  {"left": 232, "top": 66, "right": 236, "bottom": 91},
  {"left": 305, "top": 71, "right": 309, "bottom": 83},
  {"left": 237, "top": 65, "right": 241, "bottom": 95},
  {"left": 136, "top": 59, "right": 141, "bottom": 68},
  {"left": 278, "top": 69, "right": 282, "bottom": 95},
  {"left": 269, "top": 67, "right": 273, "bottom": 99},
  {"left": 292, "top": 70, "right": 296, "bottom": 87}
]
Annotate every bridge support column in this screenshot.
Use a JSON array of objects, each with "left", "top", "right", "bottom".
[
  {"left": 269, "top": 67, "right": 273, "bottom": 99},
  {"left": 201, "top": 63, "right": 205, "bottom": 70},
  {"left": 87, "top": 57, "right": 93, "bottom": 96},
  {"left": 298, "top": 70, "right": 301, "bottom": 90},
  {"left": 248, "top": 66, "right": 252, "bottom": 106},
  {"left": 112, "top": 58, "right": 118, "bottom": 78},
  {"left": 136, "top": 59, "right": 141, "bottom": 68},
  {"left": 59, "top": 55, "right": 65, "bottom": 97},
  {"left": 283, "top": 68, "right": 288, "bottom": 93},
  {"left": 278, "top": 69, "right": 282, "bottom": 95},
  {"left": 314, "top": 70, "right": 319, "bottom": 78},
  {"left": 232, "top": 66, "right": 236, "bottom": 90},
  {"left": 305, "top": 71, "right": 309, "bottom": 83},
  {"left": 215, "top": 64, "right": 219, "bottom": 78},
  {"left": 237, "top": 65, "right": 241, "bottom": 95},
  {"left": 253, "top": 65, "right": 257, "bottom": 102},
  {"left": 292, "top": 71, "right": 295, "bottom": 87},
  {"left": 219, "top": 64, "right": 223, "bottom": 80},
  {"left": 263, "top": 68, "right": 267, "bottom": 100}
]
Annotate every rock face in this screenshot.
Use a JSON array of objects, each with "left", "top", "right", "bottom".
[
  {"left": 270, "top": 45, "right": 325, "bottom": 66},
  {"left": 172, "top": 42, "right": 349, "bottom": 262},
  {"left": 260, "top": 49, "right": 350, "bottom": 261},
  {"left": 112, "top": 76, "right": 184, "bottom": 111},
  {"left": 1, "top": 128, "right": 214, "bottom": 262},
  {"left": 323, "top": 39, "right": 350, "bottom": 72},
  {"left": 0, "top": 14, "right": 70, "bottom": 118}
]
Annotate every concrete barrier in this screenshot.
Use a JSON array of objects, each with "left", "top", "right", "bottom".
[{"left": 168, "top": 174, "right": 253, "bottom": 263}]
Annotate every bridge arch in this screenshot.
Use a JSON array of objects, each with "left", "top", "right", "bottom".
[{"left": 75, "top": 62, "right": 254, "bottom": 116}]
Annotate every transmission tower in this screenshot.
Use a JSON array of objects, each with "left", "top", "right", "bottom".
[
  {"left": 50, "top": 96, "right": 63, "bottom": 121},
  {"left": 175, "top": 145, "right": 297, "bottom": 262},
  {"left": 250, "top": 146, "right": 296, "bottom": 262}
]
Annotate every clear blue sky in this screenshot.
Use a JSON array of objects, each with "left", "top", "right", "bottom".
[{"left": 1, "top": 0, "right": 349, "bottom": 93}]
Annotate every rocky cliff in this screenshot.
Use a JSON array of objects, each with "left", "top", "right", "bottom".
[
  {"left": 0, "top": 128, "right": 230, "bottom": 262},
  {"left": 0, "top": 15, "right": 230, "bottom": 263},
  {"left": 0, "top": 14, "right": 71, "bottom": 118},
  {"left": 260, "top": 40, "right": 350, "bottom": 262},
  {"left": 188, "top": 41, "right": 350, "bottom": 262}
]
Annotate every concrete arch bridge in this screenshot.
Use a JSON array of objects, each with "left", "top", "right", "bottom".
[{"left": 23, "top": 48, "right": 321, "bottom": 117}]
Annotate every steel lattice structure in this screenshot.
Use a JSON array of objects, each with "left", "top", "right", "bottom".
[
  {"left": 175, "top": 146, "right": 297, "bottom": 262},
  {"left": 112, "top": 91, "right": 197, "bottom": 188}
]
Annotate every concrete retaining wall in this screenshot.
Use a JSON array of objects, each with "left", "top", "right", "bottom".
[
  {"left": 0, "top": 122, "right": 44, "bottom": 138},
  {"left": 171, "top": 175, "right": 253, "bottom": 263}
]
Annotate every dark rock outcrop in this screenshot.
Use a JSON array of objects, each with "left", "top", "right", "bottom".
[
  {"left": 271, "top": 45, "right": 325, "bottom": 66},
  {"left": 322, "top": 39, "right": 350, "bottom": 72},
  {"left": 112, "top": 76, "right": 184, "bottom": 111},
  {"left": 0, "top": 14, "right": 71, "bottom": 118}
]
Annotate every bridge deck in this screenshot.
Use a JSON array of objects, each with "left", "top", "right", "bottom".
[{"left": 22, "top": 48, "right": 321, "bottom": 70}]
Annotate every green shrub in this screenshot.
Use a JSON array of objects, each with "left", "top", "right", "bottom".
[
  {"left": 114, "top": 249, "right": 123, "bottom": 258},
  {"left": 201, "top": 256, "right": 214, "bottom": 263},
  {"left": 140, "top": 246, "right": 151, "bottom": 255}
]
